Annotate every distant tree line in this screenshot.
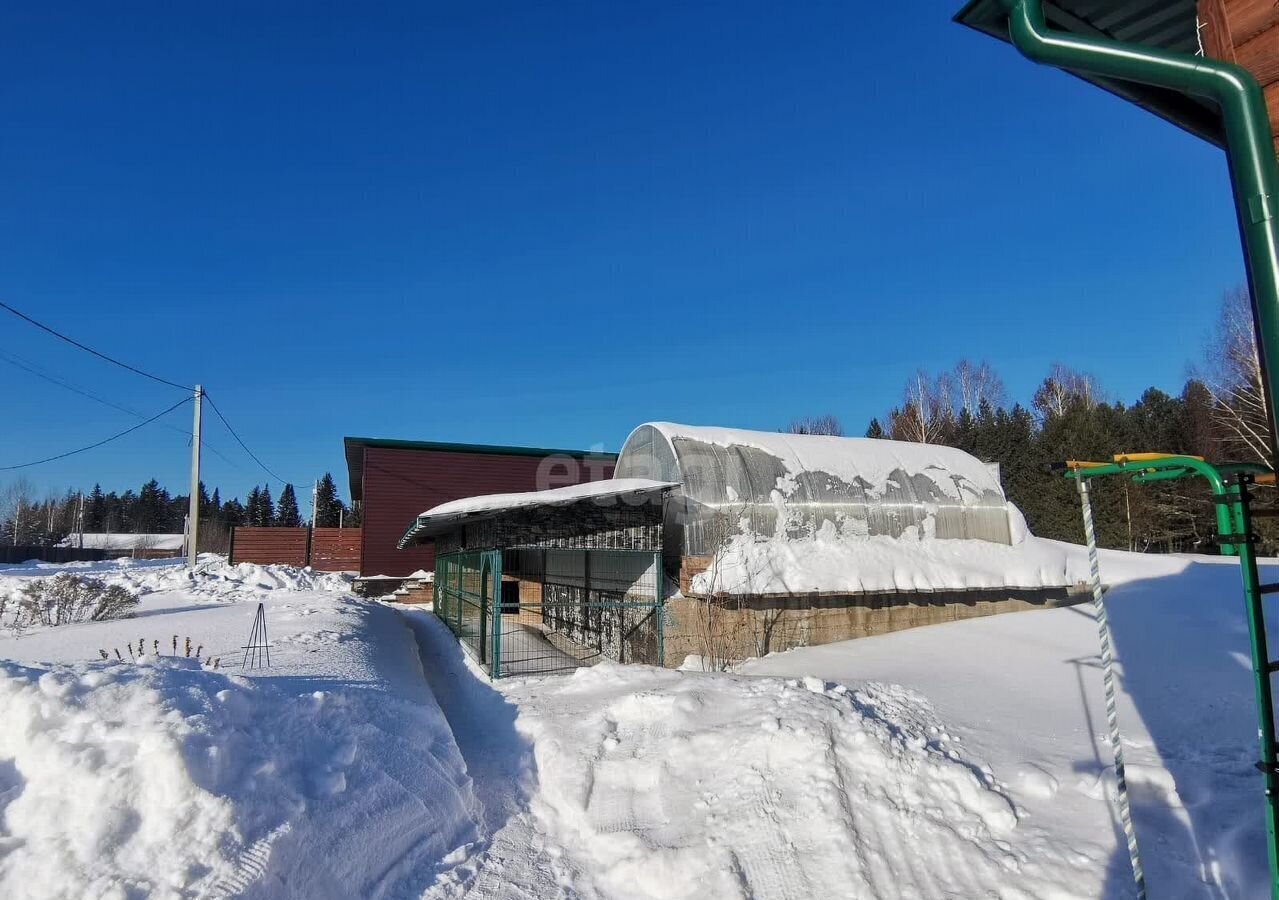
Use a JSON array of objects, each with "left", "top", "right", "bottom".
[
  {"left": 788, "top": 286, "right": 1277, "bottom": 553},
  {"left": 0, "top": 472, "right": 357, "bottom": 548}
]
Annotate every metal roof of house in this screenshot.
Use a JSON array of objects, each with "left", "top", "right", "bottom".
[
  {"left": 954, "top": 1, "right": 1224, "bottom": 146},
  {"left": 344, "top": 436, "right": 618, "bottom": 502},
  {"left": 398, "top": 478, "right": 676, "bottom": 546}
]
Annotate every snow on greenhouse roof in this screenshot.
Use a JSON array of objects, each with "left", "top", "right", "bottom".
[
  {"left": 398, "top": 478, "right": 677, "bottom": 547},
  {"left": 624, "top": 423, "right": 1006, "bottom": 504}
]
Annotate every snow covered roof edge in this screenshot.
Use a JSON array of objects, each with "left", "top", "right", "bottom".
[
  {"left": 624, "top": 422, "right": 1007, "bottom": 502},
  {"left": 399, "top": 478, "right": 677, "bottom": 547}
]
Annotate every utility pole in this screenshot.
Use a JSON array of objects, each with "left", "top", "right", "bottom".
[
  {"left": 76, "top": 492, "right": 85, "bottom": 548},
  {"left": 311, "top": 480, "right": 319, "bottom": 530},
  {"left": 188, "top": 385, "right": 202, "bottom": 567}
]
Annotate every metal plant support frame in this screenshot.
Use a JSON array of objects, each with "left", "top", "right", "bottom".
[{"left": 1062, "top": 455, "right": 1279, "bottom": 898}]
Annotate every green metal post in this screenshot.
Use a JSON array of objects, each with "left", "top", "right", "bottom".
[
  {"left": 1067, "top": 457, "right": 1279, "bottom": 898},
  {"left": 1226, "top": 474, "right": 1279, "bottom": 888},
  {"left": 456, "top": 556, "right": 464, "bottom": 635},
  {"left": 655, "top": 550, "right": 664, "bottom": 667},
  {"left": 490, "top": 550, "right": 502, "bottom": 679},
  {"left": 1001, "top": 0, "right": 1279, "bottom": 460}
]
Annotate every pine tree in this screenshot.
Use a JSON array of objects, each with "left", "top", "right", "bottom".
[
  {"left": 246, "top": 487, "right": 262, "bottom": 526},
  {"left": 260, "top": 485, "right": 275, "bottom": 526},
  {"left": 86, "top": 484, "right": 106, "bottom": 532},
  {"left": 865, "top": 418, "right": 886, "bottom": 439},
  {"left": 276, "top": 484, "right": 301, "bottom": 527},
  {"left": 220, "top": 498, "right": 246, "bottom": 528},
  {"left": 134, "top": 480, "right": 167, "bottom": 533},
  {"left": 314, "top": 473, "right": 343, "bottom": 527}
]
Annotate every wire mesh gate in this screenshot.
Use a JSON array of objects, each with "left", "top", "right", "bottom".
[{"left": 434, "top": 547, "right": 664, "bottom": 678}]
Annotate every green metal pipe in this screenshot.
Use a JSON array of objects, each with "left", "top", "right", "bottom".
[
  {"left": 1068, "top": 456, "right": 1279, "bottom": 894},
  {"left": 1001, "top": 0, "right": 1279, "bottom": 463}
]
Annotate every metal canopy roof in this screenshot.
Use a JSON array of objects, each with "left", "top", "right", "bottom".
[
  {"left": 398, "top": 478, "right": 676, "bottom": 546},
  {"left": 955, "top": 1, "right": 1225, "bottom": 147}
]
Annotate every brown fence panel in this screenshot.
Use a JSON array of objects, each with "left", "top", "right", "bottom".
[
  {"left": 229, "top": 528, "right": 309, "bottom": 567},
  {"left": 310, "top": 528, "right": 362, "bottom": 572}
]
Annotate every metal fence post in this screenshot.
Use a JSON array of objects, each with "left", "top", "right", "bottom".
[
  {"left": 655, "top": 550, "right": 664, "bottom": 667},
  {"left": 490, "top": 550, "right": 503, "bottom": 679}
]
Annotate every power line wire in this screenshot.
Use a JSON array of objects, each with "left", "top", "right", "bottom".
[
  {"left": 0, "top": 347, "right": 153, "bottom": 419},
  {"left": 202, "top": 391, "right": 293, "bottom": 485},
  {"left": 0, "top": 347, "right": 251, "bottom": 474},
  {"left": 0, "top": 397, "right": 191, "bottom": 471},
  {"left": 0, "top": 299, "right": 190, "bottom": 391}
]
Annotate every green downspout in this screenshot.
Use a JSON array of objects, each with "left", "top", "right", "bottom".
[{"left": 1000, "top": 0, "right": 1279, "bottom": 461}]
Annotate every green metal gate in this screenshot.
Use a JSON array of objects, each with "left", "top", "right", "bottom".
[{"left": 433, "top": 547, "right": 664, "bottom": 678}]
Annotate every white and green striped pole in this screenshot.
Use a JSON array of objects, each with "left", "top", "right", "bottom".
[{"left": 1077, "top": 475, "right": 1146, "bottom": 900}]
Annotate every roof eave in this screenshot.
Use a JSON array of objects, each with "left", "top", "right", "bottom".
[
  {"left": 953, "top": 0, "right": 1226, "bottom": 149},
  {"left": 397, "top": 483, "right": 675, "bottom": 549}
]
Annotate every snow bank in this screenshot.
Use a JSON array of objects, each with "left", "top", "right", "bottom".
[
  {"left": 739, "top": 549, "right": 1275, "bottom": 897},
  {"left": 0, "top": 555, "right": 351, "bottom": 604},
  {"left": 504, "top": 662, "right": 1088, "bottom": 899},
  {"left": 691, "top": 524, "right": 1090, "bottom": 594},
  {"left": 0, "top": 561, "right": 481, "bottom": 900}
]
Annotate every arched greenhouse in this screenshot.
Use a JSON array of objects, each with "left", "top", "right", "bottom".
[{"left": 613, "top": 422, "right": 1017, "bottom": 559}]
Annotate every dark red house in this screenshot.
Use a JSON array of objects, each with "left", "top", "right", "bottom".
[{"left": 344, "top": 436, "right": 616, "bottom": 576}]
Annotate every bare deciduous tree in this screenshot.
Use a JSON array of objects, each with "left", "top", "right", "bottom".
[
  {"left": 1032, "top": 363, "right": 1101, "bottom": 421},
  {"left": 889, "top": 369, "right": 954, "bottom": 443},
  {"left": 951, "top": 359, "right": 1006, "bottom": 416},
  {"left": 786, "top": 415, "right": 844, "bottom": 436},
  {"left": 1196, "top": 285, "right": 1271, "bottom": 465}
]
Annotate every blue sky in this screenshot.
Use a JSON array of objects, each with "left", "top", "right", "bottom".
[{"left": 0, "top": 2, "right": 1246, "bottom": 503}]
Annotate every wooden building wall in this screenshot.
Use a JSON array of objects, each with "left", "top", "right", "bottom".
[
  {"left": 1199, "top": 0, "right": 1279, "bottom": 156},
  {"left": 357, "top": 446, "right": 615, "bottom": 576}
]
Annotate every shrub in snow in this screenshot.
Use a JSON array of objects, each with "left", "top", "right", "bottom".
[{"left": 10, "top": 574, "right": 138, "bottom": 629}]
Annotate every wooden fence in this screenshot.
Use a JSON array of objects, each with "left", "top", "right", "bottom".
[
  {"left": 310, "top": 528, "right": 361, "bottom": 571},
  {"left": 229, "top": 527, "right": 361, "bottom": 572},
  {"left": 0, "top": 546, "right": 111, "bottom": 565}
]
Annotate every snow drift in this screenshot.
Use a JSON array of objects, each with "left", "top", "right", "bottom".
[
  {"left": 0, "top": 561, "right": 481, "bottom": 900},
  {"left": 691, "top": 524, "right": 1091, "bottom": 595},
  {"left": 499, "top": 662, "right": 1092, "bottom": 900}
]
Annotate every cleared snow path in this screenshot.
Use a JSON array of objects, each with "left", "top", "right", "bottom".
[
  {"left": 401, "top": 607, "right": 1101, "bottom": 899},
  {"left": 398, "top": 608, "right": 570, "bottom": 899}
]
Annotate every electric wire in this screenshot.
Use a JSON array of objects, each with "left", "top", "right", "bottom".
[
  {"left": 0, "top": 397, "right": 191, "bottom": 471},
  {"left": 202, "top": 391, "right": 293, "bottom": 485},
  {"left": 0, "top": 302, "right": 297, "bottom": 486},
  {"left": 0, "top": 348, "right": 251, "bottom": 475},
  {"left": 0, "top": 299, "right": 190, "bottom": 391}
]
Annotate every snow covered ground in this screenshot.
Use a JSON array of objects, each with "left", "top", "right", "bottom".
[
  {"left": 739, "top": 548, "right": 1272, "bottom": 899},
  {"left": 0, "top": 550, "right": 1272, "bottom": 898},
  {"left": 0, "top": 557, "right": 482, "bottom": 900}
]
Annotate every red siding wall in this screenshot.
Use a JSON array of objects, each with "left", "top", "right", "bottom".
[{"left": 359, "top": 446, "right": 615, "bottom": 576}]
